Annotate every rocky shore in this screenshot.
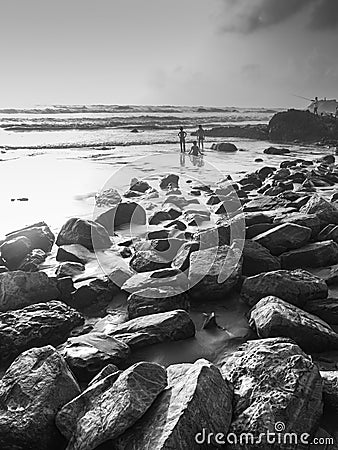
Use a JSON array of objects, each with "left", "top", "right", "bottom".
[{"left": 2, "top": 146, "right": 338, "bottom": 448}]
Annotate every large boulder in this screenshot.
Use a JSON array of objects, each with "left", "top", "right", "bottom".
[
  {"left": 127, "top": 287, "right": 189, "bottom": 319},
  {"left": 241, "top": 269, "right": 328, "bottom": 307},
  {"left": 0, "top": 236, "right": 32, "bottom": 269},
  {"left": 129, "top": 250, "right": 171, "bottom": 273},
  {"left": 242, "top": 240, "right": 281, "bottom": 276},
  {"left": 159, "top": 174, "right": 179, "bottom": 189},
  {"left": 188, "top": 245, "right": 242, "bottom": 300},
  {"left": 98, "top": 309, "right": 195, "bottom": 349},
  {"left": 4, "top": 222, "right": 55, "bottom": 253},
  {"left": 281, "top": 240, "right": 338, "bottom": 269},
  {"left": 218, "top": 338, "right": 323, "bottom": 447},
  {"left": 0, "top": 270, "right": 60, "bottom": 312},
  {"left": 56, "top": 244, "right": 92, "bottom": 264},
  {"left": 172, "top": 241, "right": 199, "bottom": 272},
  {"left": 263, "top": 146, "right": 290, "bottom": 155},
  {"left": 249, "top": 296, "right": 338, "bottom": 353},
  {"left": 212, "top": 142, "right": 238, "bottom": 152},
  {"left": 96, "top": 202, "right": 147, "bottom": 233},
  {"left": 56, "top": 218, "right": 111, "bottom": 251},
  {"left": 56, "top": 362, "right": 167, "bottom": 450},
  {"left": 304, "top": 297, "right": 338, "bottom": 325},
  {"left": 17, "top": 248, "right": 46, "bottom": 272},
  {"left": 59, "top": 332, "right": 130, "bottom": 381},
  {"left": 122, "top": 268, "right": 189, "bottom": 295},
  {"left": 115, "top": 359, "right": 233, "bottom": 450},
  {"left": 0, "top": 345, "right": 80, "bottom": 450},
  {"left": 0, "top": 300, "right": 84, "bottom": 364},
  {"left": 300, "top": 194, "right": 338, "bottom": 227},
  {"left": 253, "top": 223, "right": 311, "bottom": 256},
  {"left": 273, "top": 212, "right": 320, "bottom": 238},
  {"left": 318, "top": 224, "right": 338, "bottom": 243}
]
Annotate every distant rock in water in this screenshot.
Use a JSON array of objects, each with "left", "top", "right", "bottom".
[
  {"left": 211, "top": 142, "right": 238, "bottom": 152},
  {"left": 205, "top": 124, "right": 268, "bottom": 140},
  {"left": 263, "top": 146, "right": 290, "bottom": 155}
]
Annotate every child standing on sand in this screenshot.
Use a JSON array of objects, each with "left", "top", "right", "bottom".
[
  {"left": 196, "top": 125, "right": 205, "bottom": 150},
  {"left": 178, "top": 126, "right": 187, "bottom": 153}
]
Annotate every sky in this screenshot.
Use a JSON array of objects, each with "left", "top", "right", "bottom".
[{"left": 0, "top": 0, "right": 338, "bottom": 108}]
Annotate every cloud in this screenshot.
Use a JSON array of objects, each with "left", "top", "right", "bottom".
[{"left": 221, "top": 0, "right": 338, "bottom": 33}]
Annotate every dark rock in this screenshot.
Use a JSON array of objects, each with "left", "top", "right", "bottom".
[
  {"left": 149, "top": 211, "right": 172, "bottom": 225},
  {"left": 273, "top": 212, "right": 320, "bottom": 238},
  {"left": 213, "top": 142, "right": 238, "bottom": 152},
  {"left": 206, "top": 124, "right": 268, "bottom": 140},
  {"left": 0, "top": 345, "right": 80, "bottom": 450},
  {"left": 193, "top": 224, "right": 231, "bottom": 248},
  {"left": 218, "top": 338, "right": 323, "bottom": 444},
  {"left": 249, "top": 296, "right": 338, "bottom": 353},
  {"left": 189, "top": 245, "right": 242, "bottom": 300},
  {"left": 102, "top": 309, "right": 195, "bottom": 349},
  {"left": 59, "top": 332, "right": 130, "bottom": 381},
  {"left": 318, "top": 224, "right": 338, "bottom": 243},
  {"left": 130, "top": 250, "right": 171, "bottom": 273},
  {"left": 56, "top": 362, "right": 167, "bottom": 449},
  {"left": 4, "top": 222, "right": 55, "bottom": 253},
  {"left": 130, "top": 180, "right": 151, "bottom": 193},
  {"left": 320, "top": 371, "right": 338, "bottom": 412},
  {"left": 0, "top": 270, "right": 60, "bottom": 312},
  {"left": 56, "top": 244, "right": 92, "bottom": 264},
  {"left": 0, "top": 266, "right": 8, "bottom": 273},
  {"left": 300, "top": 194, "right": 338, "bottom": 227},
  {"left": 245, "top": 212, "right": 272, "bottom": 226},
  {"left": 241, "top": 269, "right": 328, "bottom": 307},
  {"left": 202, "top": 312, "right": 219, "bottom": 329},
  {"left": 0, "top": 300, "right": 84, "bottom": 364},
  {"left": 127, "top": 287, "right": 189, "bottom": 319},
  {"left": 146, "top": 229, "right": 170, "bottom": 240},
  {"left": 56, "top": 261, "right": 85, "bottom": 278},
  {"left": 71, "top": 278, "right": 114, "bottom": 313},
  {"left": 172, "top": 241, "right": 199, "bottom": 272},
  {"left": 281, "top": 240, "right": 338, "bottom": 269},
  {"left": 87, "top": 363, "right": 120, "bottom": 388},
  {"left": 159, "top": 174, "right": 179, "bottom": 189},
  {"left": 0, "top": 236, "right": 32, "bottom": 269},
  {"left": 242, "top": 240, "right": 281, "bottom": 276},
  {"left": 56, "top": 218, "right": 111, "bottom": 251},
  {"left": 115, "top": 359, "right": 233, "bottom": 450},
  {"left": 122, "top": 268, "right": 189, "bottom": 294},
  {"left": 96, "top": 202, "right": 147, "bottom": 232},
  {"left": 304, "top": 297, "right": 338, "bottom": 325},
  {"left": 120, "top": 246, "right": 132, "bottom": 258},
  {"left": 263, "top": 146, "right": 290, "bottom": 155},
  {"left": 17, "top": 248, "right": 46, "bottom": 271},
  {"left": 246, "top": 223, "right": 276, "bottom": 239},
  {"left": 257, "top": 166, "right": 275, "bottom": 180},
  {"left": 253, "top": 223, "right": 311, "bottom": 255},
  {"left": 164, "top": 219, "right": 187, "bottom": 231}
]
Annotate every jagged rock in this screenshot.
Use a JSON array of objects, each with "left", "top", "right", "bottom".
[
  {"left": 257, "top": 166, "right": 275, "bottom": 180},
  {"left": 244, "top": 195, "right": 287, "bottom": 211},
  {"left": 244, "top": 212, "right": 271, "bottom": 226},
  {"left": 56, "top": 362, "right": 167, "bottom": 450},
  {"left": 253, "top": 223, "right": 311, "bottom": 255},
  {"left": 263, "top": 146, "right": 290, "bottom": 155},
  {"left": 246, "top": 223, "right": 276, "bottom": 238},
  {"left": 127, "top": 287, "right": 189, "bottom": 319},
  {"left": 130, "top": 179, "right": 151, "bottom": 193},
  {"left": 70, "top": 278, "right": 114, "bottom": 313},
  {"left": 213, "top": 142, "right": 238, "bottom": 152},
  {"left": 304, "top": 297, "right": 338, "bottom": 325},
  {"left": 218, "top": 338, "right": 323, "bottom": 447},
  {"left": 95, "top": 188, "right": 122, "bottom": 208},
  {"left": 318, "top": 224, "right": 338, "bottom": 243},
  {"left": 56, "top": 218, "right": 111, "bottom": 251},
  {"left": 0, "top": 270, "right": 60, "bottom": 312},
  {"left": 249, "top": 296, "right": 338, "bottom": 353},
  {"left": 159, "top": 174, "right": 179, "bottom": 189},
  {"left": 241, "top": 269, "right": 328, "bottom": 307},
  {"left": 149, "top": 211, "right": 173, "bottom": 225},
  {"left": 0, "top": 345, "right": 80, "bottom": 450},
  {"left": 273, "top": 212, "right": 320, "bottom": 238},
  {"left": 17, "top": 248, "right": 46, "bottom": 271},
  {"left": 320, "top": 371, "right": 338, "bottom": 412},
  {"left": 99, "top": 309, "right": 195, "bottom": 349},
  {"left": 130, "top": 250, "right": 171, "bottom": 273},
  {"left": 56, "top": 244, "right": 92, "bottom": 264},
  {"left": 4, "top": 222, "right": 55, "bottom": 253},
  {"left": 96, "top": 202, "right": 147, "bottom": 232},
  {"left": 56, "top": 261, "right": 85, "bottom": 278},
  {"left": 122, "top": 268, "right": 189, "bottom": 295},
  {"left": 115, "top": 359, "right": 233, "bottom": 450},
  {"left": 281, "top": 240, "right": 338, "bottom": 269},
  {"left": 300, "top": 194, "right": 338, "bottom": 227},
  {"left": 172, "top": 241, "right": 199, "bottom": 272},
  {"left": 193, "top": 223, "right": 231, "bottom": 248},
  {"left": 242, "top": 240, "right": 281, "bottom": 276},
  {"left": 0, "top": 236, "right": 32, "bottom": 269},
  {"left": 0, "top": 300, "right": 83, "bottom": 364},
  {"left": 59, "top": 332, "right": 130, "bottom": 381},
  {"left": 87, "top": 363, "right": 120, "bottom": 388}
]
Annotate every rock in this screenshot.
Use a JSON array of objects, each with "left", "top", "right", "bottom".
[
  {"left": 115, "top": 359, "right": 233, "bottom": 450},
  {"left": 281, "top": 240, "right": 338, "bottom": 269},
  {"left": 56, "top": 218, "right": 111, "bottom": 251},
  {"left": 246, "top": 223, "right": 276, "bottom": 239},
  {"left": 56, "top": 244, "right": 92, "bottom": 264},
  {"left": 146, "top": 229, "right": 170, "bottom": 240},
  {"left": 304, "top": 297, "right": 338, "bottom": 325},
  {"left": 244, "top": 212, "right": 272, "bottom": 226},
  {"left": 127, "top": 287, "right": 189, "bottom": 319},
  {"left": 172, "top": 241, "right": 199, "bottom": 272},
  {"left": 4, "top": 222, "right": 55, "bottom": 253},
  {"left": 100, "top": 309, "right": 195, "bottom": 349},
  {"left": 193, "top": 223, "right": 231, "bottom": 248},
  {"left": 129, "top": 250, "right": 171, "bottom": 273},
  {"left": 96, "top": 202, "right": 147, "bottom": 232},
  {"left": 257, "top": 166, "right": 275, "bottom": 180},
  {"left": 253, "top": 222, "right": 311, "bottom": 255},
  {"left": 59, "top": 332, "right": 130, "bottom": 381},
  {"left": 263, "top": 146, "right": 290, "bottom": 155},
  {"left": 300, "top": 194, "right": 338, "bottom": 227},
  {"left": 87, "top": 363, "right": 120, "bottom": 388},
  {"left": 149, "top": 211, "right": 172, "bottom": 225},
  {"left": 249, "top": 296, "right": 338, "bottom": 353},
  {"left": 242, "top": 240, "right": 281, "bottom": 276},
  {"left": 0, "top": 266, "right": 8, "bottom": 273},
  {"left": 130, "top": 179, "right": 151, "bottom": 193},
  {"left": 0, "top": 270, "right": 60, "bottom": 312},
  {"left": 189, "top": 245, "right": 242, "bottom": 300},
  {"left": 71, "top": 278, "right": 114, "bottom": 313},
  {"left": 56, "top": 261, "right": 85, "bottom": 278},
  {"left": 95, "top": 188, "right": 122, "bottom": 207},
  {"left": 213, "top": 142, "right": 238, "bottom": 152},
  {"left": 320, "top": 371, "right": 338, "bottom": 412},
  {"left": 0, "top": 300, "right": 83, "bottom": 364},
  {"left": 202, "top": 312, "right": 219, "bottom": 329},
  {"left": 218, "top": 338, "right": 323, "bottom": 445},
  {"left": 273, "top": 212, "right": 320, "bottom": 238},
  {"left": 122, "top": 268, "right": 189, "bottom": 295},
  {"left": 318, "top": 224, "right": 338, "bottom": 243},
  {"left": 0, "top": 345, "right": 80, "bottom": 450},
  {"left": 17, "top": 248, "right": 46, "bottom": 271},
  {"left": 56, "top": 362, "right": 167, "bottom": 450},
  {"left": 240, "top": 269, "right": 328, "bottom": 307},
  {"left": 159, "top": 174, "right": 179, "bottom": 189},
  {"left": 0, "top": 236, "right": 31, "bottom": 269}
]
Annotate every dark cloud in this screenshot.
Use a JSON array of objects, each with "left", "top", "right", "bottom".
[{"left": 221, "top": 0, "right": 338, "bottom": 33}]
